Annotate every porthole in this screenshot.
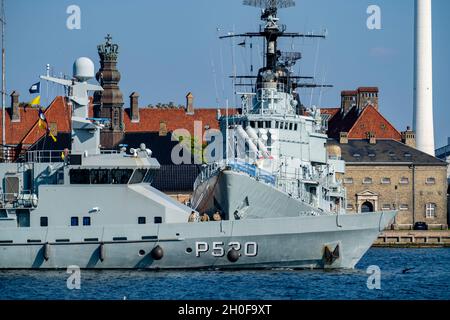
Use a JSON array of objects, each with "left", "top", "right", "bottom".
[
  {"left": 138, "top": 250, "right": 146, "bottom": 256},
  {"left": 186, "top": 247, "right": 193, "bottom": 254}
]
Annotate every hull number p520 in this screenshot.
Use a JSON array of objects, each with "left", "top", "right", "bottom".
[{"left": 195, "top": 241, "right": 258, "bottom": 257}]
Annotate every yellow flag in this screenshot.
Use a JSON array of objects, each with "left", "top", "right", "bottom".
[
  {"left": 38, "top": 119, "right": 46, "bottom": 130},
  {"left": 30, "top": 95, "right": 41, "bottom": 106},
  {"left": 49, "top": 132, "right": 57, "bottom": 143}
]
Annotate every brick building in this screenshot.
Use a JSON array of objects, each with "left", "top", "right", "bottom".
[
  {"left": 323, "top": 87, "right": 448, "bottom": 229},
  {"left": 328, "top": 139, "right": 448, "bottom": 229}
]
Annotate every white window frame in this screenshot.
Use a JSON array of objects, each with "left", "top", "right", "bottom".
[
  {"left": 363, "top": 177, "right": 373, "bottom": 184},
  {"left": 399, "top": 204, "right": 409, "bottom": 211},
  {"left": 425, "top": 177, "right": 436, "bottom": 185},
  {"left": 399, "top": 177, "right": 409, "bottom": 185},
  {"left": 344, "top": 178, "right": 353, "bottom": 184},
  {"left": 425, "top": 203, "right": 437, "bottom": 218},
  {"left": 381, "top": 177, "right": 391, "bottom": 184}
]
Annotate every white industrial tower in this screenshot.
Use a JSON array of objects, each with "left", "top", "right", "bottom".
[{"left": 413, "top": 0, "right": 435, "bottom": 156}]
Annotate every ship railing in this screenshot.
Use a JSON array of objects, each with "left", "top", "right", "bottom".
[
  {"left": 24, "top": 150, "right": 67, "bottom": 163},
  {"left": 22, "top": 149, "right": 121, "bottom": 163},
  {"left": 226, "top": 160, "right": 276, "bottom": 186}
]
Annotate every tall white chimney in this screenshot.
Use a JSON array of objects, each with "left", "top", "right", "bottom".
[{"left": 413, "top": 0, "right": 435, "bottom": 156}]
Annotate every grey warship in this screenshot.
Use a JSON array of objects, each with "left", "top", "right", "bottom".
[
  {"left": 0, "top": 0, "right": 396, "bottom": 270},
  {"left": 190, "top": 0, "right": 397, "bottom": 269}
]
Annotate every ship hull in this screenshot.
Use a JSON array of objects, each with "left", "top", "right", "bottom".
[{"left": 0, "top": 210, "right": 395, "bottom": 270}]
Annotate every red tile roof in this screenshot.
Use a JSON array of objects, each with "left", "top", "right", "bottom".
[
  {"left": 326, "top": 104, "right": 401, "bottom": 141},
  {"left": 341, "top": 91, "right": 357, "bottom": 96},
  {"left": 347, "top": 105, "right": 401, "bottom": 140},
  {"left": 123, "top": 107, "right": 239, "bottom": 136},
  {"left": 0, "top": 96, "right": 72, "bottom": 146}
]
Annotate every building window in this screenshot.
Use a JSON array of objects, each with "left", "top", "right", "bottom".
[
  {"left": 344, "top": 178, "right": 353, "bottom": 184},
  {"left": 399, "top": 177, "right": 409, "bottom": 185},
  {"left": 346, "top": 204, "right": 354, "bottom": 210},
  {"left": 275, "top": 121, "right": 279, "bottom": 129},
  {"left": 381, "top": 177, "right": 391, "bottom": 184},
  {"left": 83, "top": 217, "right": 91, "bottom": 226},
  {"left": 425, "top": 177, "right": 436, "bottom": 185},
  {"left": 353, "top": 153, "right": 361, "bottom": 158},
  {"left": 40, "top": 217, "right": 48, "bottom": 227},
  {"left": 154, "top": 217, "right": 162, "bottom": 224},
  {"left": 71, "top": 217, "right": 79, "bottom": 226},
  {"left": 363, "top": 177, "right": 373, "bottom": 184},
  {"left": 425, "top": 203, "right": 437, "bottom": 218},
  {"left": 138, "top": 217, "right": 146, "bottom": 225},
  {"left": 399, "top": 204, "right": 409, "bottom": 211},
  {"left": 382, "top": 204, "right": 391, "bottom": 211}
]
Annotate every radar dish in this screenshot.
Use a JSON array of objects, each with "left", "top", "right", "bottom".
[
  {"left": 243, "top": 0, "right": 296, "bottom": 9},
  {"left": 280, "top": 52, "right": 302, "bottom": 67}
]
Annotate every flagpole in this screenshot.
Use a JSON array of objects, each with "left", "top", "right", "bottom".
[{"left": 1, "top": 0, "right": 5, "bottom": 150}]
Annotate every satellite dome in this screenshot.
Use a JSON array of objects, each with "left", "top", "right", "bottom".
[{"left": 73, "top": 57, "right": 95, "bottom": 82}]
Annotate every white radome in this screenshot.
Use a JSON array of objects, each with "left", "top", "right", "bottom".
[{"left": 73, "top": 57, "right": 95, "bottom": 82}]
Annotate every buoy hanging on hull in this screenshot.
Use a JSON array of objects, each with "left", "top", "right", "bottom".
[
  {"left": 151, "top": 245, "right": 164, "bottom": 260},
  {"left": 99, "top": 243, "right": 105, "bottom": 262},
  {"left": 43, "top": 243, "right": 50, "bottom": 261},
  {"left": 227, "top": 248, "right": 240, "bottom": 263}
]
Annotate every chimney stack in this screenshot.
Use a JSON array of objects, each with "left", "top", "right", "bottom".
[
  {"left": 413, "top": 0, "right": 435, "bottom": 156},
  {"left": 401, "top": 126, "right": 416, "bottom": 148},
  {"left": 357, "top": 87, "right": 379, "bottom": 111},
  {"left": 130, "top": 92, "right": 140, "bottom": 123},
  {"left": 339, "top": 132, "right": 348, "bottom": 144},
  {"left": 340, "top": 91, "right": 357, "bottom": 116},
  {"left": 10, "top": 91, "right": 20, "bottom": 122},
  {"left": 186, "top": 92, "right": 194, "bottom": 115}
]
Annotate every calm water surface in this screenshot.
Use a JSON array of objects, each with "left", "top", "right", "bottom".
[{"left": 0, "top": 248, "right": 449, "bottom": 300}]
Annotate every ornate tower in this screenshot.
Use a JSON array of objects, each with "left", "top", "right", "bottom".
[{"left": 94, "top": 34, "right": 124, "bottom": 148}]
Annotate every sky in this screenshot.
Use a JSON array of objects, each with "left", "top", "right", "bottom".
[{"left": 5, "top": 0, "right": 450, "bottom": 148}]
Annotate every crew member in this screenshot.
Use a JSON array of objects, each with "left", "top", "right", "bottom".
[
  {"left": 213, "top": 211, "right": 222, "bottom": 221},
  {"left": 188, "top": 211, "right": 197, "bottom": 222},
  {"left": 200, "top": 213, "right": 210, "bottom": 222}
]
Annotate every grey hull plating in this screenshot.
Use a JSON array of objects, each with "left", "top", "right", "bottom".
[{"left": 0, "top": 210, "right": 395, "bottom": 269}]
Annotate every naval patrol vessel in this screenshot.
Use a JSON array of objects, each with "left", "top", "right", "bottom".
[
  {"left": 0, "top": 0, "right": 395, "bottom": 270},
  {"left": 190, "top": 0, "right": 397, "bottom": 269}
]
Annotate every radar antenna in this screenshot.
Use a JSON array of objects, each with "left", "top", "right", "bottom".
[{"left": 243, "top": 0, "right": 295, "bottom": 9}]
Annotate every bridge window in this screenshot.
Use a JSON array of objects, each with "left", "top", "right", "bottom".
[
  {"left": 129, "top": 169, "right": 148, "bottom": 184},
  {"left": 90, "top": 169, "right": 111, "bottom": 184},
  {"left": 144, "top": 169, "right": 158, "bottom": 184},
  {"left": 70, "top": 169, "right": 134, "bottom": 185},
  {"left": 275, "top": 121, "right": 279, "bottom": 129},
  {"left": 111, "top": 169, "right": 133, "bottom": 184},
  {"left": 70, "top": 169, "right": 90, "bottom": 184}
]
